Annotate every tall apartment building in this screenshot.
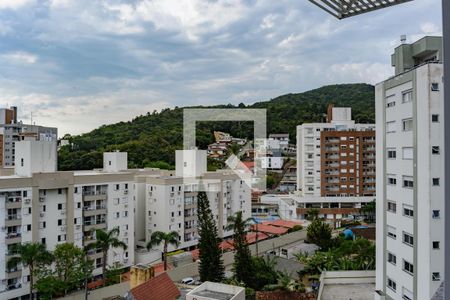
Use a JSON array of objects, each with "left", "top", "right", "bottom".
[
  {"left": 0, "top": 107, "right": 57, "bottom": 168},
  {"left": 296, "top": 105, "right": 375, "bottom": 197},
  {"left": 0, "top": 144, "right": 251, "bottom": 299},
  {"left": 375, "top": 36, "right": 444, "bottom": 300}
]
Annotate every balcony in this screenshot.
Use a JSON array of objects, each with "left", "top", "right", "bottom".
[
  {"left": 5, "top": 232, "right": 22, "bottom": 244},
  {"left": 6, "top": 197, "right": 22, "bottom": 209}
]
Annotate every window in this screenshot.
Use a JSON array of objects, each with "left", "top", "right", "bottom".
[
  {"left": 433, "top": 241, "right": 440, "bottom": 249},
  {"left": 387, "top": 225, "right": 396, "bottom": 239},
  {"left": 115, "top": 184, "right": 120, "bottom": 190},
  {"left": 432, "top": 114, "right": 439, "bottom": 122},
  {"left": 402, "top": 288, "right": 413, "bottom": 300},
  {"left": 41, "top": 238, "right": 46, "bottom": 245},
  {"left": 432, "top": 210, "right": 440, "bottom": 219},
  {"left": 115, "top": 212, "right": 120, "bottom": 219},
  {"left": 432, "top": 178, "right": 440, "bottom": 186},
  {"left": 387, "top": 201, "right": 397, "bottom": 213},
  {"left": 402, "top": 118, "right": 413, "bottom": 131},
  {"left": 403, "top": 232, "right": 414, "bottom": 246},
  {"left": 387, "top": 175, "right": 397, "bottom": 185},
  {"left": 431, "top": 83, "right": 439, "bottom": 91},
  {"left": 387, "top": 252, "right": 396, "bottom": 265},
  {"left": 403, "top": 205, "right": 413, "bottom": 217},
  {"left": 58, "top": 203, "right": 63, "bottom": 210},
  {"left": 386, "top": 100, "right": 396, "bottom": 108},
  {"left": 387, "top": 277, "right": 396, "bottom": 291},
  {"left": 125, "top": 183, "right": 128, "bottom": 189},
  {"left": 58, "top": 189, "right": 62, "bottom": 194},
  {"left": 386, "top": 121, "right": 396, "bottom": 133},
  {"left": 403, "top": 260, "right": 414, "bottom": 275},
  {"left": 58, "top": 219, "right": 63, "bottom": 226},
  {"left": 402, "top": 147, "right": 413, "bottom": 160},
  {"left": 23, "top": 190, "right": 28, "bottom": 197},
  {"left": 402, "top": 90, "right": 412, "bottom": 103},
  {"left": 403, "top": 176, "right": 413, "bottom": 188},
  {"left": 432, "top": 146, "right": 440, "bottom": 154},
  {"left": 387, "top": 148, "right": 396, "bottom": 159},
  {"left": 122, "top": 211, "right": 128, "bottom": 217},
  {"left": 432, "top": 272, "right": 441, "bottom": 281}
]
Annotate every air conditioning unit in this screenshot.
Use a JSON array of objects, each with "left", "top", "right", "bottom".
[
  {"left": 24, "top": 199, "right": 31, "bottom": 204},
  {"left": 61, "top": 226, "right": 66, "bottom": 232},
  {"left": 39, "top": 197, "right": 45, "bottom": 202},
  {"left": 40, "top": 213, "right": 45, "bottom": 218},
  {"left": 61, "top": 210, "right": 66, "bottom": 215},
  {"left": 124, "top": 204, "right": 128, "bottom": 209},
  {"left": 76, "top": 225, "right": 81, "bottom": 230},
  {"left": 124, "top": 190, "right": 128, "bottom": 195}
]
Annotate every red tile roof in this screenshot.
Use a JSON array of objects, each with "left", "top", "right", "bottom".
[
  {"left": 130, "top": 272, "right": 180, "bottom": 300},
  {"left": 265, "top": 219, "right": 303, "bottom": 229},
  {"left": 252, "top": 224, "right": 288, "bottom": 235}
]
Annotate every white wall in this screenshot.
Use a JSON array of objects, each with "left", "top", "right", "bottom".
[
  {"left": 103, "top": 152, "right": 128, "bottom": 172},
  {"left": 14, "top": 141, "right": 57, "bottom": 177}
]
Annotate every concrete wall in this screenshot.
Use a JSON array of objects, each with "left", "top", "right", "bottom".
[{"left": 56, "top": 282, "right": 130, "bottom": 300}]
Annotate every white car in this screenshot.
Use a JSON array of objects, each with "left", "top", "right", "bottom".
[{"left": 181, "top": 277, "right": 195, "bottom": 285}]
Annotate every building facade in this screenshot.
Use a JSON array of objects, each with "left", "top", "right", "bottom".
[
  {"left": 375, "top": 36, "right": 444, "bottom": 300},
  {"left": 0, "top": 106, "right": 57, "bottom": 168},
  {"left": 296, "top": 105, "right": 375, "bottom": 197},
  {"left": 0, "top": 145, "right": 251, "bottom": 299}
]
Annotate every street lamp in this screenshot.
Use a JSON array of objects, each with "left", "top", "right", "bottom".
[{"left": 309, "top": 0, "right": 449, "bottom": 298}]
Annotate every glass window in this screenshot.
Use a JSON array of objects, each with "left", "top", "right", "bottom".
[
  {"left": 432, "top": 146, "right": 440, "bottom": 154},
  {"left": 431, "top": 83, "right": 439, "bottom": 91},
  {"left": 387, "top": 277, "right": 396, "bottom": 291},
  {"left": 432, "top": 114, "right": 439, "bottom": 122},
  {"left": 387, "top": 252, "right": 396, "bottom": 265},
  {"left": 387, "top": 175, "right": 397, "bottom": 185},
  {"left": 403, "top": 205, "right": 413, "bottom": 217},
  {"left": 387, "top": 148, "right": 396, "bottom": 159},
  {"left": 432, "top": 210, "right": 440, "bottom": 219},
  {"left": 403, "top": 232, "right": 414, "bottom": 246},
  {"left": 402, "top": 90, "right": 412, "bottom": 103},
  {"left": 387, "top": 225, "right": 396, "bottom": 239},
  {"left": 432, "top": 272, "right": 441, "bottom": 281},
  {"left": 386, "top": 121, "right": 396, "bottom": 133},
  {"left": 403, "top": 260, "right": 414, "bottom": 275},
  {"left": 402, "top": 118, "right": 413, "bottom": 131},
  {"left": 387, "top": 201, "right": 397, "bottom": 213},
  {"left": 433, "top": 241, "right": 440, "bottom": 249},
  {"left": 403, "top": 176, "right": 414, "bottom": 188},
  {"left": 432, "top": 178, "right": 440, "bottom": 186}
]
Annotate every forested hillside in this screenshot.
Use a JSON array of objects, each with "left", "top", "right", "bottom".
[{"left": 58, "top": 83, "right": 375, "bottom": 170}]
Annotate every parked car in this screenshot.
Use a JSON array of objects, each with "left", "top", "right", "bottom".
[{"left": 181, "top": 277, "right": 195, "bottom": 285}]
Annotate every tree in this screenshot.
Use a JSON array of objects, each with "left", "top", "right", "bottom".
[
  {"left": 306, "top": 208, "right": 320, "bottom": 221},
  {"left": 146, "top": 231, "right": 180, "bottom": 271},
  {"left": 227, "top": 211, "right": 254, "bottom": 287},
  {"left": 360, "top": 200, "right": 376, "bottom": 222},
  {"left": 197, "top": 191, "right": 225, "bottom": 282},
  {"left": 306, "top": 219, "right": 332, "bottom": 250},
  {"left": 85, "top": 227, "right": 127, "bottom": 282},
  {"left": 7, "top": 242, "right": 53, "bottom": 300},
  {"left": 52, "top": 243, "right": 93, "bottom": 295}
]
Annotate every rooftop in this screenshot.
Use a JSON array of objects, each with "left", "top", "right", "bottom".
[
  {"left": 191, "top": 290, "right": 235, "bottom": 300},
  {"left": 129, "top": 272, "right": 180, "bottom": 300},
  {"left": 318, "top": 270, "right": 375, "bottom": 300},
  {"left": 186, "top": 282, "right": 245, "bottom": 300}
]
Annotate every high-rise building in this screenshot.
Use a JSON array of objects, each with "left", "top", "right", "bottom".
[
  {"left": 0, "top": 106, "right": 57, "bottom": 168},
  {"left": 375, "top": 36, "right": 444, "bottom": 300},
  {"left": 296, "top": 105, "right": 375, "bottom": 197}
]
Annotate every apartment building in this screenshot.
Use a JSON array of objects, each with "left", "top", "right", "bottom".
[
  {"left": 135, "top": 150, "right": 251, "bottom": 253},
  {"left": 0, "top": 106, "right": 57, "bottom": 168},
  {"left": 296, "top": 105, "right": 375, "bottom": 197},
  {"left": 0, "top": 144, "right": 142, "bottom": 299},
  {"left": 0, "top": 143, "right": 251, "bottom": 299},
  {"left": 375, "top": 36, "right": 444, "bottom": 300}
]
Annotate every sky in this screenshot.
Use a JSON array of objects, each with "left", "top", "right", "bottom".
[{"left": 0, "top": 0, "right": 442, "bottom": 136}]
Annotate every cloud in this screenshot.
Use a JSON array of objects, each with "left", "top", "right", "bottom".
[
  {"left": 1, "top": 51, "right": 37, "bottom": 64},
  {"left": 0, "top": 0, "right": 442, "bottom": 136},
  {"left": 0, "top": 0, "right": 34, "bottom": 10}
]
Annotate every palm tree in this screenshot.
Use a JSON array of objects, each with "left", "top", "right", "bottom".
[
  {"left": 7, "top": 242, "right": 53, "bottom": 300},
  {"left": 85, "top": 227, "right": 127, "bottom": 283},
  {"left": 146, "top": 231, "right": 180, "bottom": 271}
]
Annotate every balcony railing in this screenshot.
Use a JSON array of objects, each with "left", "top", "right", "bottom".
[
  {"left": 6, "top": 232, "right": 21, "bottom": 239},
  {"left": 7, "top": 215, "right": 21, "bottom": 221}
]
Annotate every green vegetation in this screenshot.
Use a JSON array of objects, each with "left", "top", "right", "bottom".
[
  {"left": 85, "top": 227, "right": 127, "bottom": 282},
  {"left": 34, "top": 243, "right": 93, "bottom": 299},
  {"left": 7, "top": 242, "right": 53, "bottom": 300},
  {"left": 306, "top": 219, "right": 333, "bottom": 250},
  {"left": 360, "top": 200, "right": 376, "bottom": 223},
  {"left": 296, "top": 237, "right": 375, "bottom": 277},
  {"left": 227, "top": 211, "right": 254, "bottom": 287},
  {"left": 146, "top": 231, "right": 180, "bottom": 271},
  {"left": 58, "top": 84, "right": 375, "bottom": 170},
  {"left": 197, "top": 191, "right": 225, "bottom": 282}
]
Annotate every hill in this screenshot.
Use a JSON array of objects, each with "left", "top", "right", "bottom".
[{"left": 58, "top": 83, "right": 375, "bottom": 170}]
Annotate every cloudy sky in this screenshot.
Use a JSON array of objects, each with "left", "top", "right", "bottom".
[{"left": 0, "top": 0, "right": 442, "bottom": 136}]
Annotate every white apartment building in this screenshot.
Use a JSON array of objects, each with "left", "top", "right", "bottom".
[
  {"left": 296, "top": 106, "right": 375, "bottom": 197},
  {"left": 135, "top": 150, "right": 251, "bottom": 253},
  {"left": 375, "top": 36, "right": 444, "bottom": 300},
  {"left": 0, "top": 144, "right": 143, "bottom": 299}
]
